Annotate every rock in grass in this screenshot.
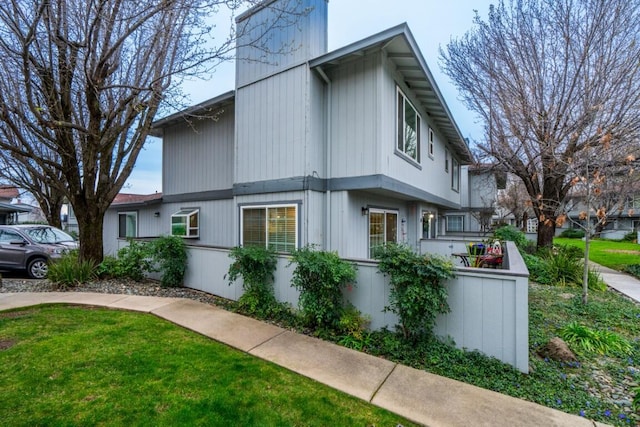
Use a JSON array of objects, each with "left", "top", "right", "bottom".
[{"left": 537, "top": 337, "right": 578, "bottom": 363}]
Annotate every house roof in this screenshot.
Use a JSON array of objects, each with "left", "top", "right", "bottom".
[
  {"left": 150, "top": 91, "right": 235, "bottom": 137},
  {"left": 309, "top": 23, "right": 474, "bottom": 164},
  {"left": 0, "top": 201, "right": 31, "bottom": 213},
  {"left": 0, "top": 186, "right": 19, "bottom": 200},
  {"left": 150, "top": 24, "right": 473, "bottom": 164},
  {"left": 111, "top": 192, "right": 163, "bottom": 207}
]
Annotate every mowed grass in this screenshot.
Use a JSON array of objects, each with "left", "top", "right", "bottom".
[
  {"left": 554, "top": 237, "right": 640, "bottom": 270},
  {"left": 0, "top": 305, "right": 415, "bottom": 427}
]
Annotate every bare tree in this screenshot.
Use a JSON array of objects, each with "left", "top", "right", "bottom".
[
  {"left": 0, "top": 0, "right": 303, "bottom": 263},
  {"left": 0, "top": 151, "right": 65, "bottom": 228},
  {"left": 496, "top": 178, "right": 532, "bottom": 230},
  {"left": 441, "top": 0, "right": 640, "bottom": 248}
]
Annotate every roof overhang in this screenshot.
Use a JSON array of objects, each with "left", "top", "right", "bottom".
[
  {"left": 0, "top": 202, "right": 31, "bottom": 213},
  {"left": 310, "top": 24, "right": 473, "bottom": 164},
  {"left": 150, "top": 91, "right": 235, "bottom": 137}
]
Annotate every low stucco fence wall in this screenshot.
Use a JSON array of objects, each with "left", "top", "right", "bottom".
[{"left": 174, "top": 240, "right": 529, "bottom": 372}]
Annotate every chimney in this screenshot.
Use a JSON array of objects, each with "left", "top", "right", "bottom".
[{"left": 235, "top": 0, "right": 328, "bottom": 88}]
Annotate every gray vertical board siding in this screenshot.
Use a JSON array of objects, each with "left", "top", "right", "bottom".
[
  {"left": 102, "top": 205, "right": 166, "bottom": 256},
  {"left": 102, "top": 211, "right": 119, "bottom": 256},
  {"left": 235, "top": 66, "right": 310, "bottom": 183},
  {"left": 309, "top": 72, "right": 326, "bottom": 176},
  {"left": 235, "top": 0, "right": 328, "bottom": 88},
  {"left": 180, "top": 245, "right": 528, "bottom": 372},
  {"left": 183, "top": 246, "right": 241, "bottom": 301},
  {"left": 382, "top": 54, "right": 463, "bottom": 205},
  {"left": 468, "top": 170, "right": 497, "bottom": 209},
  {"left": 330, "top": 190, "right": 410, "bottom": 259},
  {"left": 324, "top": 50, "right": 464, "bottom": 203},
  {"left": 162, "top": 105, "right": 235, "bottom": 196},
  {"left": 328, "top": 54, "right": 381, "bottom": 178},
  {"left": 166, "top": 200, "right": 235, "bottom": 248}
]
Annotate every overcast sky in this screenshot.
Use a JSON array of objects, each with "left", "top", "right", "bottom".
[{"left": 126, "top": 0, "right": 494, "bottom": 194}]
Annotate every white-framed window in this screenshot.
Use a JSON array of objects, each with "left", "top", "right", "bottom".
[
  {"left": 396, "top": 88, "right": 421, "bottom": 163},
  {"left": 369, "top": 208, "right": 398, "bottom": 258},
  {"left": 171, "top": 208, "right": 199, "bottom": 238},
  {"left": 451, "top": 157, "right": 460, "bottom": 192},
  {"left": 445, "top": 149, "right": 450, "bottom": 172},
  {"left": 118, "top": 212, "right": 137, "bottom": 238},
  {"left": 428, "top": 127, "right": 434, "bottom": 158},
  {"left": 446, "top": 215, "right": 464, "bottom": 232},
  {"left": 241, "top": 204, "right": 298, "bottom": 252}
]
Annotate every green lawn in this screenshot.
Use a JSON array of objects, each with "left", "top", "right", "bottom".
[
  {"left": 0, "top": 305, "right": 415, "bottom": 427},
  {"left": 554, "top": 237, "right": 640, "bottom": 270}
]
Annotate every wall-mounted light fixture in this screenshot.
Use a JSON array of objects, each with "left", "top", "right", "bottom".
[
  {"left": 361, "top": 207, "right": 369, "bottom": 216},
  {"left": 154, "top": 211, "right": 160, "bottom": 217}
]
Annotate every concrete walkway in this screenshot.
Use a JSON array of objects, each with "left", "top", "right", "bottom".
[
  {"left": 0, "top": 291, "right": 610, "bottom": 427},
  {"left": 591, "top": 262, "right": 640, "bottom": 303}
]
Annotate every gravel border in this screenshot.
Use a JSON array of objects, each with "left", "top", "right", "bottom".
[{"left": 0, "top": 276, "right": 231, "bottom": 308}]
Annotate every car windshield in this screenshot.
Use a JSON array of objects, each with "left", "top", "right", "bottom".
[{"left": 25, "top": 227, "right": 75, "bottom": 244}]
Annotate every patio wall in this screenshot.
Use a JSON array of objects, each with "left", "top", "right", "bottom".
[{"left": 175, "top": 240, "right": 529, "bottom": 372}]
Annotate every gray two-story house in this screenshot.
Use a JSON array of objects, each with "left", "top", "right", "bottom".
[
  {"left": 103, "top": 0, "right": 530, "bottom": 373},
  {"left": 104, "top": 0, "right": 473, "bottom": 259}
]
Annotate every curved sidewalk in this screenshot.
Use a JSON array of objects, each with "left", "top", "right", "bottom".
[
  {"left": 0, "top": 291, "right": 608, "bottom": 427},
  {"left": 591, "top": 262, "right": 640, "bottom": 304}
]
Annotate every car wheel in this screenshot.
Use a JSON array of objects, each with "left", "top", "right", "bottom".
[{"left": 27, "top": 258, "right": 48, "bottom": 279}]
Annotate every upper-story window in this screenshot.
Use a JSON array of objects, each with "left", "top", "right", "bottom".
[
  {"left": 397, "top": 88, "right": 421, "bottom": 163},
  {"left": 452, "top": 157, "right": 460, "bottom": 192},
  {"left": 445, "top": 149, "right": 450, "bottom": 172},
  {"left": 428, "top": 128, "right": 434, "bottom": 158}
]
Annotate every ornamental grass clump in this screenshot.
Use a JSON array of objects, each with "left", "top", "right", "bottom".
[
  {"left": 561, "top": 321, "right": 632, "bottom": 356},
  {"left": 289, "top": 246, "right": 357, "bottom": 330},
  {"left": 47, "top": 250, "right": 96, "bottom": 287},
  {"left": 375, "top": 243, "right": 454, "bottom": 340}
]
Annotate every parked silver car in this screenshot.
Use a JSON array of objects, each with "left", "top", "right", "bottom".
[{"left": 0, "top": 225, "right": 78, "bottom": 279}]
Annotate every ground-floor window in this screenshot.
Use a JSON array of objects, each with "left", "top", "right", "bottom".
[
  {"left": 369, "top": 209, "right": 398, "bottom": 258},
  {"left": 118, "top": 212, "right": 137, "bottom": 238},
  {"left": 422, "top": 211, "right": 436, "bottom": 239},
  {"left": 171, "top": 208, "right": 199, "bottom": 238},
  {"left": 241, "top": 204, "right": 297, "bottom": 252},
  {"left": 446, "top": 215, "right": 464, "bottom": 232}
]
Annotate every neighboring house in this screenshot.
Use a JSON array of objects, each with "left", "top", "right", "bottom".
[
  {"left": 0, "top": 185, "right": 30, "bottom": 225},
  {"left": 104, "top": 0, "right": 474, "bottom": 260},
  {"left": 559, "top": 191, "right": 640, "bottom": 239},
  {"left": 15, "top": 201, "right": 46, "bottom": 224},
  {"left": 441, "top": 165, "right": 505, "bottom": 236}
]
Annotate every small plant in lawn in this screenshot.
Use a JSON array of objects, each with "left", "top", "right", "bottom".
[
  {"left": 289, "top": 246, "right": 357, "bottom": 330},
  {"left": 375, "top": 243, "right": 454, "bottom": 341},
  {"left": 227, "top": 246, "right": 279, "bottom": 317},
  {"left": 149, "top": 235, "right": 188, "bottom": 287},
  {"left": 524, "top": 246, "right": 605, "bottom": 291},
  {"left": 560, "top": 321, "right": 632, "bottom": 356},
  {"left": 47, "top": 250, "right": 96, "bottom": 287}
]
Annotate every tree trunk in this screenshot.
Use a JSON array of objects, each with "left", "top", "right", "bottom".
[
  {"left": 74, "top": 207, "right": 105, "bottom": 264},
  {"left": 537, "top": 218, "right": 556, "bottom": 248}
]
